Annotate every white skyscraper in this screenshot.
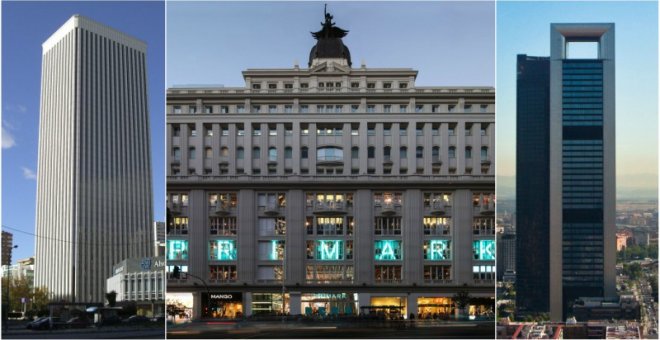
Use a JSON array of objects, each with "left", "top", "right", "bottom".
[{"left": 35, "top": 15, "right": 153, "bottom": 302}]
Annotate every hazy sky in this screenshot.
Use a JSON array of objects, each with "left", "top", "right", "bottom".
[
  {"left": 167, "top": 1, "right": 495, "bottom": 87},
  {"left": 2, "top": 1, "right": 165, "bottom": 264},
  {"left": 497, "top": 1, "right": 658, "bottom": 198}
]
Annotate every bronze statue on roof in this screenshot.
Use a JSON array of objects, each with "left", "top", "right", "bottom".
[
  {"left": 311, "top": 4, "right": 349, "bottom": 40},
  {"left": 308, "top": 4, "right": 352, "bottom": 67}
]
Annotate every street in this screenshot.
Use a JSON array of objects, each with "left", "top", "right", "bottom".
[
  {"left": 2, "top": 321, "right": 165, "bottom": 339},
  {"left": 167, "top": 320, "right": 495, "bottom": 339}
]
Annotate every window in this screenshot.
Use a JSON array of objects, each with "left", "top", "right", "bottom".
[
  {"left": 465, "top": 123, "right": 473, "bottom": 136},
  {"left": 383, "top": 82, "right": 392, "bottom": 89},
  {"left": 400, "top": 147, "right": 407, "bottom": 159},
  {"left": 424, "top": 217, "right": 451, "bottom": 235},
  {"left": 375, "top": 265, "right": 402, "bottom": 283},
  {"left": 368, "top": 146, "right": 375, "bottom": 159},
  {"left": 268, "top": 83, "right": 277, "bottom": 89},
  {"left": 252, "top": 105, "right": 261, "bottom": 113},
  {"left": 415, "top": 105, "right": 423, "bottom": 113},
  {"left": 448, "top": 105, "right": 456, "bottom": 112},
  {"left": 268, "top": 105, "right": 277, "bottom": 113},
  {"left": 259, "top": 240, "right": 285, "bottom": 261},
  {"left": 351, "top": 147, "right": 359, "bottom": 159},
  {"left": 448, "top": 124, "right": 456, "bottom": 136},
  {"left": 205, "top": 125, "right": 213, "bottom": 137},
  {"left": 236, "top": 147, "right": 244, "bottom": 159},
  {"left": 268, "top": 147, "right": 277, "bottom": 162},
  {"left": 237, "top": 105, "right": 245, "bottom": 113},
  {"left": 172, "top": 147, "right": 180, "bottom": 161},
  {"left": 167, "top": 240, "right": 188, "bottom": 260},
  {"left": 351, "top": 105, "right": 359, "bottom": 113},
  {"left": 481, "top": 124, "right": 488, "bottom": 136},
  {"left": 374, "top": 240, "right": 402, "bottom": 261},
  {"left": 300, "top": 105, "right": 309, "bottom": 113},
  {"left": 374, "top": 217, "right": 401, "bottom": 235},
  {"left": 424, "top": 265, "right": 451, "bottom": 282},
  {"left": 480, "top": 104, "right": 488, "bottom": 113},
  {"left": 169, "top": 217, "right": 189, "bottom": 235},
  {"left": 284, "top": 83, "right": 293, "bottom": 89},
  {"left": 209, "top": 216, "right": 237, "bottom": 235},
  {"left": 472, "top": 240, "right": 495, "bottom": 260},
  {"left": 367, "top": 105, "right": 375, "bottom": 113},
  {"left": 384, "top": 146, "right": 391, "bottom": 161},
  {"left": 424, "top": 240, "right": 451, "bottom": 260},
  {"left": 481, "top": 147, "right": 488, "bottom": 160},
  {"left": 189, "top": 105, "right": 197, "bottom": 114},
  {"left": 284, "top": 147, "right": 292, "bottom": 159},
  {"left": 384, "top": 105, "right": 391, "bottom": 113},
  {"left": 432, "top": 146, "right": 440, "bottom": 160},
  {"left": 464, "top": 104, "right": 472, "bottom": 113},
  {"left": 317, "top": 147, "right": 343, "bottom": 161},
  {"left": 399, "top": 105, "right": 407, "bottom": 113},
  {"left": 205, "top": 147, "right": 212, "bottom": 159},
  {"left": 431, "top": 105, "right": 439, "bottom": 113},
  {"left": 284, "top": 105, "right": 292, "bottom": 113},
  {"left": 465, "top": 147, "right": 472, "bottom": 159},
  {"left": 189, "top": 125, "right": 197, "bottom": 137},
  {"left": 416, "top": 146, "right": 423, "bottom": 159},
  {"left": 173, "top": 106, "right": 182, "bottom": 114},
  {"left": 253, "top": 127, "right": 261, "bottom": 136},
  {"left": 367, "top": 125, "right": 375, "bottom": 136},
  {"left": 220, "top": 106, "right": 229, "bottom": 113},
  {"left": 473, "top": 265, "right": 495, "bottom": 281},
  {"left": 367, "top": 82, "right": 375, "bottom": 89},
  {"left": 315, "top": 240, "right": 344, "bottom": 260},
  {"left": 209, "top": 265, "right": 237, "bottom": 282},
  {"left": 416, "top": 125, "right": 424, "bottom": 136},
  {"left": 258, "top": 217, "right": 287, "bottom": 236},
  {"left": 399, "top": 82, "right": 408, "bottom": 89},
  {"left": 252, "top": 147, "right": 260, "bottom": 159},
  {"left": 316, "top": 217, "right": 344, "bottom": 236},
  {"left": 473, "top": 217, "right": 495, "bottom": 235},
  {"left": 448, "top": 147, "right": 456, "bottom": 159},
  {"left": 301, "top": 147, "right": 308, "bottom": 159},
  {"left": 351, "top": 82, "right": 359, "bottom": 88},
  {"left": 209, "top": 240, "right": 237, "bottom": 260},
  {"left": 268, "top": 129, "right": 277, "bottom": 136},
  {"left": 172, "top": 125, "right": 180, "bottom": 137},
  {"left": 300, "top": 83, "right": 309, "bottom": 88},
  {"left": 188, "top": 147, "right": 196, "bottom": 160},
  {"left": 204, "top": 106, "right": 213, "bottom": 114},
  {"left": 252, "top": 83, "right": 261, "bottom": 89}
]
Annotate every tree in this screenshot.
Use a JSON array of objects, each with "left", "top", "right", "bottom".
[
  {"left": 106, "top": 291, "right": 117, "bottom": 307},
  {"left": 453, "top": 290, "right": 471, "bottom": 319}
]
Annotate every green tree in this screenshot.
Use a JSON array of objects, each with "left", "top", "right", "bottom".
[
  {"left": 106, "top": 291, "right": 117, "bottom": 307},
  {"left": 623, "top": 262, "right": 643, "bottom": 280}
]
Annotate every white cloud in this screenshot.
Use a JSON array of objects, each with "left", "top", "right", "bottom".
[
  {"left": 21, "top": 167, "right": 37, "bottom": 180},
  {"left": 2, "top": 126, "right": 16, "bottom": 149},
  {"left": 5, "top": 104, "right": 27, "bottom": 113}
]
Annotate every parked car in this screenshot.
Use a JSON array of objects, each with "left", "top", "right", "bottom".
[
  {"left": 101, "top": 315, "right": 122, "bottom": 326},
  {"left": 31, "top": 317, "right": 65, "bottom": 330},
  {"left": 150, "top": 315, "right": 165, "bottom": 323},
  {"left": 26, "top": 317, "right": 47, "bottom": 329},
  {"left": 67, "top": 317, "right": 90, "bottom": 329},
  {"left": 123, "top": 315, "right": 150, "bottom": 324}
]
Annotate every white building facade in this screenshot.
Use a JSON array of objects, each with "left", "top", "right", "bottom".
[
  {"left": 106, "top": 256, "right": 166, "bottom": 317},
  {"left": 35, "top": 15, "right": 153, "bottom": 303},
  {"left": 166, "top": 11, "right": 495, "bottom": 320}
]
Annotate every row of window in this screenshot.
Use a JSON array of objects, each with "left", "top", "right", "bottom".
[
  {"left": 249, "top": 80, "right": 411, "bottom": 90},
  {"left": 166, "top": 239, "right": 495, "bottom": 262},
  {"left": 169, "top": 215, "right": 494, "bottom": 237},
  {"left": 171, "top": 102, "right": 489, "bottom": 115},
  {"left": 172, "top": 145, "right": 490, "bottom": 162},
  {"left": 171, "top": 122, "right": 491, "bottom": 137}
]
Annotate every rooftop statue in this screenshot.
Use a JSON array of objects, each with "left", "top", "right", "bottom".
[{"left": 311, "top": 5, "right": 349, "bottom": 40}]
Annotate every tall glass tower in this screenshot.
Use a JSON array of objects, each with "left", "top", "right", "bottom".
[{"left": 35, "top": 15, "right": 153, "bottom": 302}]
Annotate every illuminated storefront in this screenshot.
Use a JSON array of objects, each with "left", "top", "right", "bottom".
[
  {"left": 201, "top": 292, "right": 243, "bottom": 319},
  {"left": 301, "top": 293, "right": 357, "bottom": 316},
  {"left": 365, "top": 296, "right": 407, "bottom": 318},
  {"left": 417, "top": 297, "right": 454, "bottom": 319}
]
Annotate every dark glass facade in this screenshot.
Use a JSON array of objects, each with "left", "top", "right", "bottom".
[
  {"left": 515, "top": 55, "right": 550, "bottom": 315},
  {"left": 561, "top": 60, "right": 605, "bottom": 315}
]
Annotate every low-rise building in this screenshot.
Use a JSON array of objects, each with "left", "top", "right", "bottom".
[{"left": 106, "top": 256, "right": 166, "bottom": 317}]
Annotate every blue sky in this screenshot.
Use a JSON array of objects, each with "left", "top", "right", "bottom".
[
  {"left": 2, "top": 1, "right": 165, "bottom": 264},
  {"left": 167, "top": 1, "right": 495, "bottom": 87},
  {"left": 497, "top": 1, "right": 658, "bottom": 200}
]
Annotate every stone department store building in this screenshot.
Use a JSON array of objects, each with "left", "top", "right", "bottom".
[{"left": 166, "top": 11, "right": 495, "bottom": 320}]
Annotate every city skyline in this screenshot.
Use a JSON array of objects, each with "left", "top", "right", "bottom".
[{"left": 1, "top": 1, "right": 165, "bottom": 264}]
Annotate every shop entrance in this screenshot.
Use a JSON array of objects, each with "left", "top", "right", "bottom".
[
  {"left": 201, "top": 293, "right": 243, "bottom": 319},
  {"left": 301, "top": 293, "right": 357, "bottom": 316},
  {"left": 417, "top": 297, "right": 454, "bottom": 320},
  {"left": 362, "top": 296, "right": 406, "bottom": 319}
]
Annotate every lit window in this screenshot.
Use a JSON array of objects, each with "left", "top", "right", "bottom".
[
  {"left": 268, "top": 147, "right": 277, "bottom": 162},
  {"left": 173, "top": 106, "right": 182, "bottom": 114},
  {"left": 209, "top": 240, "right": 237, "bottom": 260},
  {"left": 374, "top": 240, "right": 402, "bottom": 261},
  {"left": 167, "top": 240, "right": 189, "bottom": 260},
  {"left": 466, "top": 147, "right": 472, "bottom": 159},
  {"left": 204, "top": 106, "right": 213, "bottom": 114}
]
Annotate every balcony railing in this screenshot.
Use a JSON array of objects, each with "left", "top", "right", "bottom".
[
  {"left": 263, "top": 204, "right": 281, "bottom": 216},
  {"left": 430, "top": 201, "right": 451, "bottom": 216},
  {"left": 423, "top": 279, "right": 453, "bottom": 284},
  {"left": 168, "top": 202, "right": 183, "bottom": 215},
  {"left": 212, "top": 201, "right": 231, "bottom": 216},
  {"left": 381, "top": 202, "right": 398, "bottom": 216}
]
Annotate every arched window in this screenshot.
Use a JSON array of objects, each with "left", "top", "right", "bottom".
[
  {"left": 188, "top": 147, "right": 196, "bottom": 160},
  {"left": 465, "top": 147, "right": 472, "bottom": 159},
  {"left": 236, "top": 147, "right": 244, "bottom": 159},
  {"left": 284, "top": 147, "right": 292, "bottom": 159},
  {"left": 400, "top": 146, "right": 408, "bottom": 159},
  {"left": 416, "top": 146, "right": 423, "bottom": 159},
  {"left": 220, "top": 146, "right": 229, "bottom": 157},
  {"left": 384, "top": 146, "right": 392, "bottom": 161},
  {"left": 448, "top": 146, "right": 456, "bottom": 159},
  {"left": 481, "top": 147, "right": 488, "bottom": 160},
  {"left": 301, "top": 146, "right": 309, "bottom": 159},
  {"left": 268, "top": 147, "right": 277, "bottom": 162},
  {"left": 252, "top": 147, "right": 260, "bottom": 159},
  {"left": 368, "top": 146, "right": 375, "bottom": 159}
]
